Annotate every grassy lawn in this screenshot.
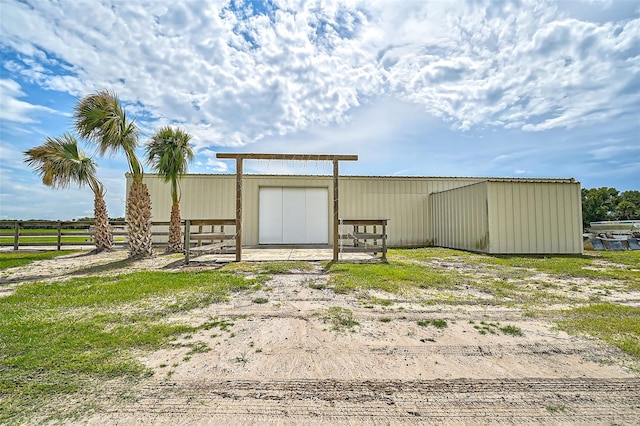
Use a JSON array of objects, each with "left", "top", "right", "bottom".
[
  {"left": 1, "top": 249, "right": 639, "bottom": 423},
  {"left": 0, "top": 250, "right": 77, "bottom": 270},
  {"left": 557, "top": 303, "right": 640, "bottom": 359},
  {"left": 330, "top": 248, "right": 640, "bottom": 357},
  {"left": 0, "top": 269, "right": 266, "bottom": 424}
]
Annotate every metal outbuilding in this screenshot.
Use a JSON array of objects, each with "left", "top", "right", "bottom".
[
  {"left": 430, "top": 180, "right": 583, "bottom": 254},
  {"left": 135, "top": 174, "right": 583, "bottom": 255}
]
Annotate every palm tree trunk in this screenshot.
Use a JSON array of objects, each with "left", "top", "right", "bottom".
[
  {"left": 93, "top": 193, "right": 113, "bottom": 251},
  {"left": 126, "top": 179, "right": 153, "bottom": 258},
  {"left": 167, "top": 202, "right": 183, "bottom": 253}
]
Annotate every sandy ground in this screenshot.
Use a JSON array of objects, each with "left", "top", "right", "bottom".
[{"left": 2, "top": 250, "right": 639, "bottom": 425}]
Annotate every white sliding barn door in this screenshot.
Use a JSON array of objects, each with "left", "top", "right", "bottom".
[{"left": 259, "top": 187, "right": 328, "bottom": 244}]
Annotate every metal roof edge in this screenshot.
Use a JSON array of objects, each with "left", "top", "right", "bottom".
[{"left": 140, "top": 173, "right": 576, "bottom": 183}]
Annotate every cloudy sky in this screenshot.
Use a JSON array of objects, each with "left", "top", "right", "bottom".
[{"left": 1, "top": 0, "right": 639, "bottom": 220}]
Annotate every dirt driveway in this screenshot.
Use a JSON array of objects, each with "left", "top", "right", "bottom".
[{"left": 2, "top": 250, "right": 639, "bottom": 425}]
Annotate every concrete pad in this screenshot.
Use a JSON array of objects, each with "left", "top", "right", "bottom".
[{"left": 191, "top": 248, "right": 376, "bottom": 263}]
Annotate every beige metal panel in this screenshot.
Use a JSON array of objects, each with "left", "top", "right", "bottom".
[
  {"left": 139, "top": 173, "right": 580, "bottom": 251},
  {"left": 345, "top": 176, "right": 485, "bottom": 246},
  {"left": 429, "top": 182, "right": 490, "bottom": 252},
  {"left": 138, "top": 174, "right": 236, "bottom": 222},
  {"left": 486, "top": 181, "right": 582, "bottom": 254},
  {"left": 340, "top": 176, "right": 476, "bottom": 246}
]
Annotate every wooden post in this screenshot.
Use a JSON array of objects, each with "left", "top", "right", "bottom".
[
  {"left": 333, "top": 159, "right": 339, "bottom": 262},
  {"left": 56, "top": 221, "right": 62, "bottom": 251},
  {"left": 382, "top": 221, "right": 387, "bottom": 261},
  {"left": 13, "top": 221, "right": 19, "bottom": 251},
  {"left": 184, "top": 219, "right": 191, "bottom": 264},
  {"left": 216, "top": 153, "right": 357, "bottom": 263},
  {"left": 236, "top": 157, "right": 243, "bottom": 262}
]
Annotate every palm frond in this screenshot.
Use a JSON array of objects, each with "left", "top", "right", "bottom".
[
  {"left": 23, "top": 133, "right": 104, "bottom": 195},
  {"left": 74, "top": 90, "right": 142, "bottom": 176},
  {"left": 145, "top": 126, "right": 194, "bottom": 203}
]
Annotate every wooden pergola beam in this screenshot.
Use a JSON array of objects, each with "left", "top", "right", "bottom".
[
  {"left": 216, "top": 153, "right": 358, "bottom": 161},
  {"left": 216, "top": 153, "right": 358, "bottom": 262}
]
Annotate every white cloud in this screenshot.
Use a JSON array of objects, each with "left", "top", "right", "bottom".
[
  {"left": 1, "top": 0, "right": 639, "bottom": 220},
  {"left": 2, "top": 0, "right": 636, "bottom": 151},
  {"left": 0, "top": 79, "right": 57, "bottom": 123}
]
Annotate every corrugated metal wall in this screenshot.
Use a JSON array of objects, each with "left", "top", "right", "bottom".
[
  {"left": 429, "top": 180, "right": 583, "bottom": 254},
  {"left": 487, "top": 181, "right": 583, "bottom": 254},
  {"left": 137, "top": 174, "right": 483, "bottom": 247},
  {"left": 134, "top": 174, "right": 582, "bottom": 253},
  {"left": 430, "top": 182, "right": 490, "bottom": 251},
  {"left": 340, "top": 176, "right": 482, "bottom": 246},
  {"left": 139, "top": 174, "right": 236, "bottom": 220}
]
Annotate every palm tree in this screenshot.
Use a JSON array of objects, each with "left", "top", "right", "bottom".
[
  {"left": 24, "top": 133, "right": 113, "bottom": 251},
  {"left": 145, "top": 126, "right": 194, "bottom": 253},
  {"left": 74, "top": 90, "right": 152, "bottom": 258}
]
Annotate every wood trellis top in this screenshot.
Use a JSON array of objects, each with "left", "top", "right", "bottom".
[{"left": 216, "top": 153, "right": 358, "bottom": 161}]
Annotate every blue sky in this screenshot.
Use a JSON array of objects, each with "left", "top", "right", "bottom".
[{"left": 1, "top": 0, "right": 639, "bottom": 220}]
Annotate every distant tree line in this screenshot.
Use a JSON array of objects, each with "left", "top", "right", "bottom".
[{"left": 582, "top": 187, "right": 640, "bottom": 228}]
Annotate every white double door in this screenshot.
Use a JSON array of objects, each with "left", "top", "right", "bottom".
[{"left": 259, "top": 187, "right": 328, "bottom": 244}]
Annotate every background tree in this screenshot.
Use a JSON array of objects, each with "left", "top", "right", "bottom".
[
  {"left": 145, "top": 126, "right": 194, "bottom": 253},
  {"left": 615, "top": 201, "right": 639, "bottom": 220},
  {"left": 620, "top": 190, "right": 640, "bottom": 217},
  {"left": 74, "top": 90, "right": 153, "bottom": 258},
  {"left": 23, "top": 133, "right": 112, "bottom": 251},
  {"left": 581, "top": 187, "right": 640, "bottom": 228}
]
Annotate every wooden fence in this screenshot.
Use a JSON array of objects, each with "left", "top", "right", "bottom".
[
  {"left": 0, "top": 220, "right": 171, "bottom": 250},
  {"left": 0, "top": 219, "right": 386, "bottom": 260},
  {"left": 338, "top": 219, "right": 388, "bottom": 260}
]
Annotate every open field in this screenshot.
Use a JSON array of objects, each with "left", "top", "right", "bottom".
[{"left": 0, "top": 248, "right": 639, "bottom": 424}]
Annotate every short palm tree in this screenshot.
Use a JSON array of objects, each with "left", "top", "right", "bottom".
[
  {"left": 24, "top": 133, "right": 113, "bottom": 251},
  {"left": 145, "top": 126, "right": 194, "bottom": 253},
  {"left": 74, "top": 90, "right": 153, "bottom": 258}
]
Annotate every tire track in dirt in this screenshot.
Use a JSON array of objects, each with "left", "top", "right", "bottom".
[
  {"left": 95, "top": 378, "right": 640, "bottom": 424},
  {"left": 367, "top": 342, "right": 617, "bottom": 358}
]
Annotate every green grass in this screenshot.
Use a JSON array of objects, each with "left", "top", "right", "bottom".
[
  {"left": 417, "top": 319, "right": 448, "bottom": 329},
  {"left": 486, "top": 253, "right": 640, "bottom": 284},
  {"left": 389, "top": 247, "right": 478, "bottom": 261},
  {"left": 556, "top": 303, "right": 640, "bottom": 359},
  {"left": 0, "top": 250, "right": 77, "bottom": 270},
  {"left": 499, "top": 325, "right": 524, "bottom": 336},
  {"left": 0, "top": 270, "right": 263, "bottom": 423},
  {"left": 327, "top": 261, "right": 462, "bottom": 294},
  {"left": 322, "top": 307, "right": 359, "bottom": 332},
  {"left": 221, "top": 261, "right": 314, "bottom": 274},
  {"left": 391, "top": 247, "right": 640, "bottom": 292}
]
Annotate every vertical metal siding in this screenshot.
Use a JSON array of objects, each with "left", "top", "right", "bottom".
[
  {"left": 487, "top": 181, "right": 582, "bottom": 254},
  {"left": 141, "top": 174, "right": 236, "bottom": 221},
  {"left": 139, "top": 174, "right": 581, "bottom": 253},
  {"left": 341, "top": 176, "right": 481, "bottom": 246},
  {"left": 429, "top": 182, "right": 490, "bottom": 252}
]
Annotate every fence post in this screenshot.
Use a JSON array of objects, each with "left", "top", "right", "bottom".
[
  {"left": 13, "top": 221, "right": 20, "bottom": 251},
  {"left": 57, "top": 221, "right": 62, "bottom": 251},
  {"left": 382, "top": 221, "right": 387, "bottom": 261},
  {"left": 184, "top": 219, "right": 191, "bottom": 264}
]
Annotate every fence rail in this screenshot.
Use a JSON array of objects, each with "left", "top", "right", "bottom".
[
  {"left": 184, "top": 219, "right": 237, "bottom": 264},
  {"left": 0, "top": 220, "right": 171, "bottom": 250},
  {"left": 338, "top": 219, "right": 389, "bottom": 260}
]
